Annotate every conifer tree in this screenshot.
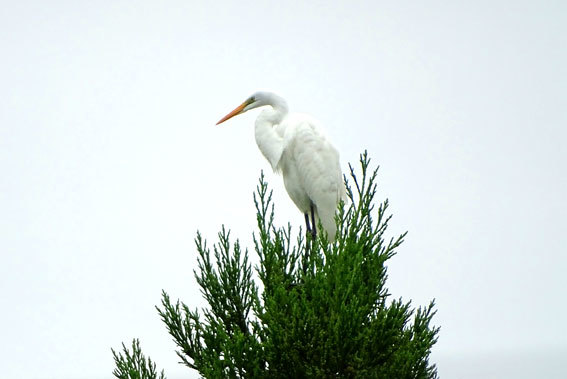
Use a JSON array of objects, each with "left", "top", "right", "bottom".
[{"left": 112, "top": 152, "right": 439, "bottom": 378}]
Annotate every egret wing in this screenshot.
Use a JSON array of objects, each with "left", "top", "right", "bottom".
[{"left": 282, "top": 117, "right": 345, "bottom": 240}]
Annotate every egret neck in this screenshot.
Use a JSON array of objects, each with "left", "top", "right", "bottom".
[{"left": 254, "top": 93, "right": 288, "bottom": 171}]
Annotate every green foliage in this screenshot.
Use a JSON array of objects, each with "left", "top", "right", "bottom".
[
  {"left": 112, "top": 339, "right": 165, "bottom": 379},
  {"left": 112, "top": 151, "right": 439, "bottom": 378},
  {"left": 157, "top": 230, "right": 265, "bottom": 377}
]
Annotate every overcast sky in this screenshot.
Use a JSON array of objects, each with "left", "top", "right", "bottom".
[{"left": 1, "top": 1, "right": 566, "bottom": 378}]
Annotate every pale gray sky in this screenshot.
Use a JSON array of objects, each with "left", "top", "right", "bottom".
[{"left": 1, "top": 1, "right": 566, "bottom": 378}]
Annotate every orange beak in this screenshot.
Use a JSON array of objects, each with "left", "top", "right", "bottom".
[{"left": 216, "top": 101, "right": 249, "bottom": 125}]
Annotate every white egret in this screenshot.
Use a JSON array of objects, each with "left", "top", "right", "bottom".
[{"left": 216, "top": 91, "right": 346, "bottom": 241}]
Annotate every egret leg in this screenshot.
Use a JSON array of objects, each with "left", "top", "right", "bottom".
[
  {"left": 310, "top": 204, "right": 317, "bottom": 240},
  {"left": 303, "top": 213, "right": 311, "bottom": 274},
  {"left": 303, "top": 204, "right": 317, "bottom": 274},
  {"left": 304, "top": 213, "right": 312, "bottom": 237}
]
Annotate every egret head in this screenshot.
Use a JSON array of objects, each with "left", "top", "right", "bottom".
[{"left": 216, "top": 92, "right": 284, "bottom": 125}]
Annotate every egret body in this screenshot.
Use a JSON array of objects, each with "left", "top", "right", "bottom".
[{"left": 217, "top": 92, "right": 346, "bottom": 241}]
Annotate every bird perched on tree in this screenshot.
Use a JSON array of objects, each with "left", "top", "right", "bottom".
[{"left": 217, "top": 91, "right": 346, "bottom": 241}]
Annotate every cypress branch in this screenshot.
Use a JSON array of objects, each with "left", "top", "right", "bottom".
[{"left": 112, "top": 151, "right": 439, "bottom": 378}]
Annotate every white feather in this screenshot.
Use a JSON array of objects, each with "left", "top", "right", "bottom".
[{"left": 219, "top": 91, "right": 346, "bottom": 241}]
